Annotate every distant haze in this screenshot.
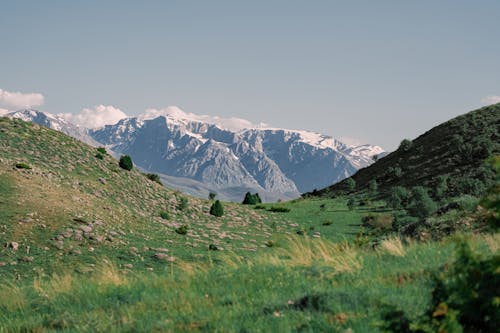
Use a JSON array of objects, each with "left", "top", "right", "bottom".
[{"left": 1, "top": 1, "right": 499, "bottom": 151}]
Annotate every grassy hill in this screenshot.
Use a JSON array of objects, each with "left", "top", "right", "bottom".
[
  {"left": 311, "top": 103, "right": 500, "bottom": 199},
  {"left": 0, "top": 117, "right": 295, "bottom": 278}
]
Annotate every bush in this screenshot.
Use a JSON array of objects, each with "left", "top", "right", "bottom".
[
  {"left": 242, "top": 192, "right": 262, "bottom": 205},
  {"left": 362, "top": 213, "right": 393, "bottom": 230},
  {"left": 208, "top": 192, "right": 217, "bottom": 201},
  {"left": 369, "top": 179, "right": 378, "bottom": 195},
  {"left": 382, "top": 242, "right": 500, "bottom": 332},
  {"left": 346, "top": 178, "right": 356, "bottom": 191},
  {"left": 388, "top": 186, "right": 410, "bottom": 210},
  {"left": 15, "top": 163, "right": 31, "bottom": 169},
  {"left": 175, "top": 225, "right": 189, "bottom": 235},
  {"left": 177, "top": 197, "right": 189, "bottom": 211},
  {"left": 209, "top": 200, "right": 224, "bottom": 217},
  {"left": 254, "top": 204, "right": 266, "bottom": 210},
  {"left": 119, "top": 155, "right": 133, "bottom": 171},
  {"left": 267, "top": 206, "right": 290, "bottom": 213},
  {"left": 145, "top": 173, "right": 163, "bottom": 185},
  {"left": 399, "top": 139, "right": 413, "bottom": 152},
  {"left": 407, "top": 187, "right": 437, "bottom": 219},
  {"left": 347, "top": 198, "right": 356, "bottom": 210},
  {"left": 159, "top": 211, "right": 170, "bottom": 220},
  {"left": 97, "top": 147, "right": 107, "bottom": 155},
  {"left": 95, "top": 153, "right": 104, "bottom": 160}
]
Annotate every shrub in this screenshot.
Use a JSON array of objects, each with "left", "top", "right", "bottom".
[
  {"left": 97, "top": 147, "right": 107, "bottom": 154},
  {"left": 119, "top": 155, "right": 133, "bottom": 171},
  {"left": 145, "top": 173, "right": 163, "bottom": 185},
  {"left": 209, "top": 244, "right": 218, "bottom": 251},
  {"left": 15, "top": 163, "right": 31, "bottom": 170},
  {"left": 242, "top": 192, "right": 262, "bottom": 205},
  {"left": 388, "top": 166, "right": 402, "bottom": 178},
  {"left": 382, "top": 242, "right": 500, "bottom": 332},
  {"left": 159, "top": 211, "right": 170, "bottom": 220},
  {"left": 208, "top": 192, "right": 217, "bottom": 201},
  {"left": 177, "top": 197, "right": 189, "bottom": 211},
  {"left": 95, "top": 153, "right": 104, "bottom": 160},
  {"left": 407, "top": 187, "right": 437, "bottom": 219},
  {"left": 347, "top": 198, "right": 356, "bottom": 210},
  {"left": 369, "top": 179, "right": 378, "bottom": 195},
  {"left": 346, "top": 178, "right": 356, "bottom": 191},
  {"left": 434, "top": 175, "right": 449, "bottom": 199},
  {"left": 209, "top": 200, "right": 224, "bottom": 217},
  {"left": 254, "top": 204, "right": 266, "bottom": 210},
  {"left": 388, "top": 186, "right": 410, "bottom": 210},
  {"left": 399, "top": 139, "right": 413, "bottom": 152},
  {"left": 267, "top": 206, "right": 290, "bottom": 213},
  {"left": 363, "top": 214, "right": 394, "bottom": 230},
  {"left": 175, "top": 225, "right": 188, "bottom": 235}
]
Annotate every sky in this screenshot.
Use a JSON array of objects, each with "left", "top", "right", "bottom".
[{"left": 1, "top": 1, "right": 499, "bottom": 150}]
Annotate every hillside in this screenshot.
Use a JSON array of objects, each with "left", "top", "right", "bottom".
[
  {"left": 310, "top": 103, "right": 500, "bottom": 199},
  {"left": 0, "top": 117, "right": 293, "bottom": 278}
]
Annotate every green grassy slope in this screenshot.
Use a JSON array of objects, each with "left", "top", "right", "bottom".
[
  {"left": 311, "top": 103, "right": 500, "bottom": 198},
  {"left": 1, "top": 233, "right": 497, "bottom": 332},
  {"left": 0, "top": 117, "right": 293, "bottom": 278}
]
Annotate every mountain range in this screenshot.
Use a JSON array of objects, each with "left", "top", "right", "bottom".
[{"left": 5, "top": 108, "right": 384, "bottom": 201}]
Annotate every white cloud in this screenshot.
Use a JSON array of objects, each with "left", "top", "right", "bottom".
[
  {"left": 140, "top": 106, "right": 260, "bottom": 131},
  {"left": 481, "top": 95, "right": 500, "bottom": 106},
  {"left": 58, "top": 105, "right": 127, "bottom": 128},
  {"left": 0, "top": 88, "right": 45, "bottom": 109}
]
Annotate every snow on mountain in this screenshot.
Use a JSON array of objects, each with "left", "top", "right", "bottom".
[{"left": 91, "top": 109, "right": 384, "bottom": 199}]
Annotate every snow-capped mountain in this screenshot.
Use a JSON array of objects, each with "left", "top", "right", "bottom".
[
  {"left": 3, "top": 108, "right": 384, "bottom": 202},
  {"left": 5, "top": 109, "right": 99, "bottom": 147},
  {"left": 91, "top": 110, "right": 384, "bottom": 200}
]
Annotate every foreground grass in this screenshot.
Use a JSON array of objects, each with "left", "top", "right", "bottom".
[{"left": 1, "top": 233, "right": 497, "bottom": 332}]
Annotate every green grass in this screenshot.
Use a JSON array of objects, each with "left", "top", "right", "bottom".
[
  {"left": 255, "top": 197, "right": 392, "bottom": 243},
  {"left": 0, "top": 233, "right": 497, "bottom": 332}
]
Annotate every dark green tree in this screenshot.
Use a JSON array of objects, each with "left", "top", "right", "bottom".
[
  {"left": 347, "top": 198, "right": 356, "bottom": 210},
  {"left": 208, "top": 192, "right": 217, "bottom": 201},
  {"left": 388, "top": 186, "right": 410, "bottom": 210},
  {"left": 119, "top": 155, "right": 133, "bottom": 171},
  {"left": 346, "top": 178, "right": 356, "bottom": 191},
  {"left": 369, "top": 179, "right": 378, "bottom": 195},
  {"left": 210, "top": 200, "right": 224, "bottom": 217},
  {"left": 399, "top": 139, "right": 413, "bottom": 152},
  {"left": 408, "top": 186, "right": 437, "bottom": 219},
  {"left": 242, "top": 192, "right": 262, "bottom": 205}
]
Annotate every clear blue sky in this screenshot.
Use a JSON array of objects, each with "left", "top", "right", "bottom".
[{"left": 1, "top": 1, "right": 499, "bottom": 150}]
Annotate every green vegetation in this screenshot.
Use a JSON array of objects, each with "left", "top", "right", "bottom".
[
  {"left": 208, "top": 191, "right": 217, "bottom": 201},
  {"left": 15, "top": 162, "right": 31, "bottom": 169},
  {"left": 242, "top": 192, "right": 262, "bottom": 205},
  {"left": 175, "top": 224, "right": 189, "bottom": 235},
  {"left": 177, "top": 196, "right": 189, "bottom": 211},
  {"left": 159, "top": 211, "right": 170, "bottom": 220},
  {"left": 144, "top": 172, "right": 163, "bottom": 185},
  {"left": 119, "top": 155, "right": 133, "bottom": 171},
  {"left": 209, "top": 200, "right": 224, "bottom": 217},
  {"left": 313, "top": 103, "right": 500, "bottom": 201},
  {"left": 383, "top": 241, "right": 499, "bottom": 333},
  {"left": 0, "top": 234, "right": 497, "bottom": 332},
  {"left": 268, "top": 206, "right": 291, "bottom": 213}
]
